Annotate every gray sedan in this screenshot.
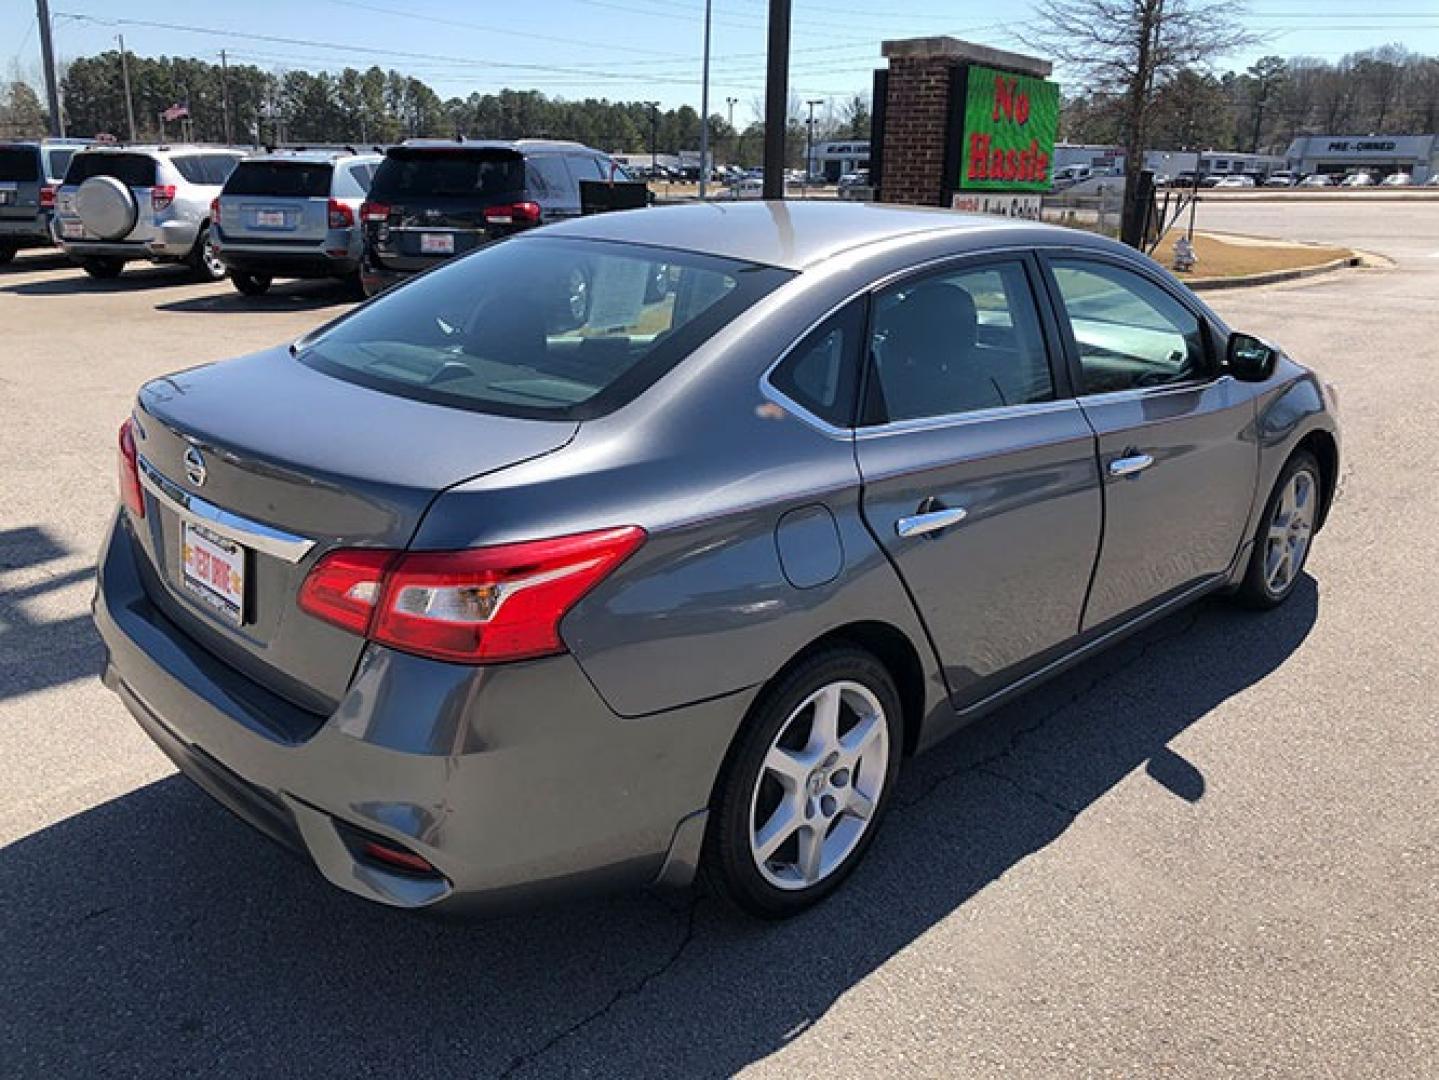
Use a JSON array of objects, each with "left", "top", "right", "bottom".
[{"left": 93, "top": 202, "right": 1339, "bottom": 918}]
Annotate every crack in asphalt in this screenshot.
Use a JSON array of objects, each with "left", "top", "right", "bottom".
[
  {"left": 894, "top": 606, "right": 1207, "bottom": 815},
  {"left": 497, "top": 894, "right": 703, "bottom": 1078}
]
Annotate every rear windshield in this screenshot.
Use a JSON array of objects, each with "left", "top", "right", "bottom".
[
  {"left": 65, "top": 152, "right": 156, "bottom": 187},
  {"left": 296, "top": 236, "right": 793, "bottom": 420},
  {"left": 0, "top": 147, "right": 40, "bottom": 181},
  {"left": 225, "top": 160, "right": 334, "bottom": 197},
  {"left": 370, "top": 149, "right": 524, "bottom": 200}
]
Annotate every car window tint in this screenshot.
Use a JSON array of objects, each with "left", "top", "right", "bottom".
[
  {"left": 865, "top": 261, "right": 1054, "bottom": 423},
  {"left": 0, "top": 147, "right": 39, "bottom": 181},
  {"left": 565, "top": 154, "right": 607, "bottom": 182},
  {"left": 64, "top": 152, "right": 157, "bottom": 187},
  {"left": 224, "top": 161, "right": 333, "bottom": 196},
  {"left": 528, "top": 155, "right": 572, "bottom": 197},
  {"left": 297, "top": 236, "right": 792, "bottom": 420},
  {"left": 769, "top": 300, "right": 865, "bottom": 427},
  {"left": 1050, "top": 260, "right": 1207, "bottom": 394},
  {"left": 46, "top": 148, "right": 75, "bottom": 180},
  {"left": 348, "top": 163, "right": 376, "bottom": 191},
  {"left": 371, "top": 150, "right": 525, "bottom": 198}
]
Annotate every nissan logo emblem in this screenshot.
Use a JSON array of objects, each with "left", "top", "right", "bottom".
[{"left": 183, "top": 447, "right": 207, "bottom": 488}]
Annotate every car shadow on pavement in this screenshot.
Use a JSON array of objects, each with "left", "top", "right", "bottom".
[
  {"left": 0, "top": 526, "right": 103, "bottom": 703},
  {"left": 0, "top": 263, "right": 213, "bottom": 296},
  {"left": 154, "top": 279, "right": 359, "bottom": 314},
  {"left": 0, "top": 580, "right": 1319, "bottom": 1078},
  {"left": 0, "top": 250, "right": 74, "bottom": 273}
]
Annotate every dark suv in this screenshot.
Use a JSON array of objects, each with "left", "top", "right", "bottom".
[
  {"left": 358, "top": 139, "right": 627, "bottom": 295},
  {"left": 0, "top": 139, "right": 89, "bottom": 263}
]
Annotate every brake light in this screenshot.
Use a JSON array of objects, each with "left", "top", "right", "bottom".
[
  {"left": 117, "top": 418, "right": 145, "bottom": 519},
  {"left": 39, "top": 184, "right": 56, "bottom": 209},
  {"left": 360, "top": 200, "right": 389, "bottom": 223},
  {"left": 328, "top": 198, "right": 355, "bottom": 229},
  {"left": 298, "top": 527, "right": 645, "bottom": 663},
  {"left": 152, "top": 185, "right": 176, "bottom": 212},
  {"left": 483, "top": 201, "right": 542, "bottom": 226},
  {"left": 210, "top": 196, "right": 221, "bottom": 227}
]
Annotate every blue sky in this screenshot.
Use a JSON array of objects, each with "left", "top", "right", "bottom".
[{"left": 8, "top": 0, "right": 1439, "bottom": 121}]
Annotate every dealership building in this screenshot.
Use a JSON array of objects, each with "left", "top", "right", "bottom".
[{"left": 1284, "top": 134, "right": 1436, "bottom": 182}]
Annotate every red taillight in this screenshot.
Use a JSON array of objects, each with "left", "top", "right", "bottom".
[
  {"left": 210, "top": 196, "right": 221, "bottom": 227},
  {"left": 39, "top": 184, "right": 56, "bottom": 209},
  {"left": 483, "top": 201, "right": 542, "bottom": 226},
  {"left": 360, "top": 200, "right": 389, "bottom": 223},
  {"left": 328, "top": 198, "right": 355, "bottom": 229},
  {"left": 118, "top": 418, "right": 144, "bottom": 519},
  {"left": 152, "top": 185, "right": 176, "bottom": 212},
  {"left": 298, "top": 527, "right": 645, "bottom": 663},
  {"left": 296, "top": 548, "right": 395, "bottom": 636}
]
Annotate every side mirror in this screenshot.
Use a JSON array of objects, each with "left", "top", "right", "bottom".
[{"left": 1226, "top": 332, "right": 1279, "bottom": 382}]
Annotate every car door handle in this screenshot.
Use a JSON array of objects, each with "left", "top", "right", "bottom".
[
  {"left": 896, "top": 506, "right": 968, "bottom": 538},
  {"left": 1108, "top": 453, "right": 1155, "bottom": 478}
]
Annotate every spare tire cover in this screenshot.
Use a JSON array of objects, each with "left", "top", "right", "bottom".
[{"left": 75, "top": 176, "right": 139, "bottom": 241}]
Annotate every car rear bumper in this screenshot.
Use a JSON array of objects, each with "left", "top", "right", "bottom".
[
  {"left": 0, "top": 215, "right": 53, "bottom": 244},
  {"left": 218, "top": 247, "right": 359, "bottom": 278},
  {"left": 92, "top": 511, "right": 741, "bottom": 914},
  {"left": 60, "top": 220, "right": 198, "bottom": 261}
]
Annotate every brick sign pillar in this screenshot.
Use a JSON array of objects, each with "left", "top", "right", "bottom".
[{"left": 874, "top": 36, "right": 1054, "bottom": 208}]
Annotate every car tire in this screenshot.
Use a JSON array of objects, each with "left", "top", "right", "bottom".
[
  {"left": 705, "top": 646, "right": 902, "bottom": 919},
  {"left": 81, "top": 257, "right": 124, "bottom": 279},
  {"left": 189, "top": 224, "right": 226, "bottom": 281},
  {"left": 231, "top": 271, "right": 272, "bottom": 296},
  {"left": 1233, "top": 450, "right": 1322, "bottom": 610},
  {"left": 0, "top": 242, "right": 16, "bottom": 266}
]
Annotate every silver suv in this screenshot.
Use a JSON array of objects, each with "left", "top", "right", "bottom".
[
  {"left": 0, "top": 138, "right": 90, "bottom": 263},
  {"left": 54, "top": 145, "right": 245, "bottom": 280},
  {"left": 213, "top": 149, "right": 382, "bottom": 296}
]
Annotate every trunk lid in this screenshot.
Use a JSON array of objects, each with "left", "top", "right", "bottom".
[
  {"left": 129, "top": 346, "right": 577, "bottom": 711},
  {"left": 219, "top": 160, "right": 335, "bottom": 245},
  {"left": 368, "top": 147, "right": 526, "bottom": 266}
]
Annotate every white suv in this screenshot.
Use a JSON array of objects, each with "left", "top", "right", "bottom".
[{"left": 54, "top": 145, "right": 245, "bottom": 280}]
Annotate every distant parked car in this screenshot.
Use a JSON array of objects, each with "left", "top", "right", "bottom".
[
  {"left": 0, "top": 138, "right": 90, "bottom": 264},
  {"left": 1379, "top": 172, "right": 1412, "bottom": 187},
  {"left": 1299, "top": 173, "right": 1337, "bottom": 188},
  {"left": 1427, "top": 174, "right": 1439, "bottom": 187},
  {"left": 1265, "top": 171, "right": 1298, "bottom": 187},
  {"left": 54, "top": 144, "right": 244, "bottom": 279},
  {"left": 213, "top": 149, "right": 382, "bottom": 297},
  {"left": 359, "top": 139, "right": 630, "bottom": 296},
  {"left": 1051, "top": 164, "right": 1092, "bottom": 189},
  {"left": 1340, "top": 172, "right": 1376, "bottom": 187},
  {"left": 1213, "top": 175, "right": 1257, "bottom": 189}
]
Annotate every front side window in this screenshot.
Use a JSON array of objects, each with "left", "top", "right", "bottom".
[
  {"left": 1049, "top": 259, "right": 1208, "bottom": 394},
  {"left": 865, "top": 260, "right": 1055, "bottom": 424},
  {"left": 297, "top": 236, "right": 792, "bottom": 419}
]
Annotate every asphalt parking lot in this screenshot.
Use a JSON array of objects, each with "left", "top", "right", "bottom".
[{"left": 2, "top": 201, "right": 1436, "bottom": 1077}]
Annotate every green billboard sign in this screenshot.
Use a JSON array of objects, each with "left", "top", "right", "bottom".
[{"left": 957, "top": 64, "right": 1060, "bottom": 192}]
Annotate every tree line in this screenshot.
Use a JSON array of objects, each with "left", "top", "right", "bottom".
[
  {"left": 1062, "top": 47, "right": 1439, "bottom": 154},
  {"left": 2, "top": 51, "right": 869, "bottom": 169}
]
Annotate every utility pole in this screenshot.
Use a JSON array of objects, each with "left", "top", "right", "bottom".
[
  {"left": 761, "top": 0, "right": 791, "bottom": 199},
  {"left": 726, "top": 96, "right": 739, "bottom": 168},
  {"left": 646, "top": 101, "right": 659, "bottom": 176},
  {"left": 220, "top": 49, "right": 233, "bottom": 145},
  {"left": 804, "top": 98, "right": 822, "bottom": 195},
  {"left": 35, "top": 0, "right": 65, "bottom": 137},
  {"left": 117, "top": 36, "right": 137, "bottom": 142},
  {"left": 697, "top": 0, "right": 713, "bottom": 199}
]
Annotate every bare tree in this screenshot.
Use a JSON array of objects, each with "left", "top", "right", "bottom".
[{"left": 1026, "top": 0, "right": 1258, "bottom": 238}]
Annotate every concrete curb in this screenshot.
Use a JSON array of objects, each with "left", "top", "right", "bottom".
[{"left": 1186, "top": 255, "right": 1363, "bottom": 291}]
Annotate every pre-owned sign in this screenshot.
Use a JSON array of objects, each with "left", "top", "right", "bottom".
[{"left": 955, "top": 64, "right": 1060, "bottom": 193}]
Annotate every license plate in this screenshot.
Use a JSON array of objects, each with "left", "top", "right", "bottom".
[
  {"left": 62, "top": 220, "right": 85, "bottom": 238},
  {"left": 181, "top": 521, "right": 246, "bottom": 626},
  {"left": 420, "top": 232, "right": 454, "bottom": 255},
  {"left": 256, "top": 209, "right": 287, "bottom": 228}
]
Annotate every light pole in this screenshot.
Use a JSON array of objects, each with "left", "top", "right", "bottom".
[
  {"left": 698, "top": 0, "right": 712, "bottom": 199},
  {"left": 117, "top": 35, "right": 137, "bottom": 142},
  {"left": 761, "top": 0, "right": 791, "bottom": 199},
  {"left": 804, "top": 98, "right": 823, "bottom": 196},
  {"left": 645, "top": 101, "right": 659, "bottom": 178},
  {"left": 35, "top": 0, "right": 64, "bottom": 136},
  {"left": 726, "top": 96, "right": 739, "bottom": 168}
]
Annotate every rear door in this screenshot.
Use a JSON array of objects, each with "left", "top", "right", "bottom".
[
  {"left": 220, "top": 159, "right": 335, "bottom": 244},
  {"left": 0, "top": 145, "right": 42, "bottom": 227},
  {"left": 1041, "top": 253, "right": 1258, "bottom": 629},
  {"left": 854, "top": 254, "right": 1103, "bottom": 707}
]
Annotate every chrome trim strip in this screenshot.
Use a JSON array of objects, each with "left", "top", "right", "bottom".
[
  {"left": 136, "top": 456, "right": 316, "bottom": 564},
  {"left": 857, "top": 397, "right": 1080, "bottom": 439}
]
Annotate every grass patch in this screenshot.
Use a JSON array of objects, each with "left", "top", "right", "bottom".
[{"left": 1161, "top": 231, "right": 1352, "bottom": 279}]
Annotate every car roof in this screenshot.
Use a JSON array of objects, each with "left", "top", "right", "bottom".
[
  {"left": 538, "top": 200, "right": 1088, "bottom": 271},
  {"left": 240, "top": 149, "right": 383, "bottom": 164},
  {"left": 393, "top": 138, "right": 599, "bottom": 155}
]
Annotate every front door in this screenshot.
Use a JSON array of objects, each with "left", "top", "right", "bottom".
[
  {"left": 1043, "top": 254, "right": 1259, "bottom": 629},
  {"left": 855, "top": 255, "right": 1103, "bottom": 707}
]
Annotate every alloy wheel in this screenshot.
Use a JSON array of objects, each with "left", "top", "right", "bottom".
[
  {"left": 747, "top": 680, "right": 889, "bottom": 891},
  {"left": 1264, "top": 467, "right": 1316, "bottom": 596}
]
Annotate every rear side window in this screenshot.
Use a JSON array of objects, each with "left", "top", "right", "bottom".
[
  {"left": 172, "top": 155, "right": 240, "bottom": 185},
  {"left": 297, "top": 236, "right": 793, "bottom": 420},
  {"left": 45, "top": 147, "right": 76, "bottom": 180},
  {"left": 224, "top": 161, "right": 334, "bottom": 197},
  {"left": 565, "top": 154, "right": 607, "bottom": 182},
  {"left": 64, "top": 152, "right": 157, "bottom": 187},
  {"left": 370, "top": 150, "right": 524, "bottom": 199},
  {"left": 526, "top": 155, "right": 572, "bottom": 198},
  {"left": 347, "top": 162, "right": 376, "bottom": 191},
  {"left": 0, "top": 147, "right": 39, "bottom": 181},
  {"left": 769, "top": 300, "right": 865, "bottom": 427}
]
